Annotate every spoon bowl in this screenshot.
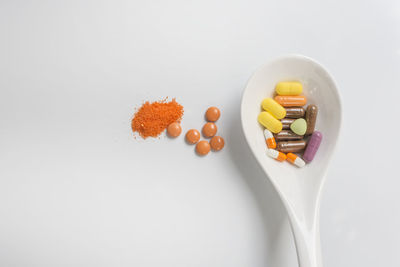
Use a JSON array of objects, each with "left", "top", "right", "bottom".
[{"left": 241, "top": 55, "right": 342, "bottom": 267}]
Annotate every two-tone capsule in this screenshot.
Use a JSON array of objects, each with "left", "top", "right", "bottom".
[
  {"left": 287, "top": 153, "right": 306, "bottom": 168},
  {"left": 264, "top": 129, "right": 276, "bottom": 149},
  {"left": 267, "top": 149, "right": 287, "bottom": 162}
]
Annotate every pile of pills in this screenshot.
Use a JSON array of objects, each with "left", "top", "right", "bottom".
[
  {"left": 167, "top": 107, "right": 225, "bottom": 156},
  {"left": 258, "top": 81, "right": 322, "bottom": 168}
]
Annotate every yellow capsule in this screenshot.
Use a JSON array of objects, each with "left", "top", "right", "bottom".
[
  {"left": 261, "top": 98, "right": 286, "bottom": 119},
  {"left": 275, "top": 81, "right": 303, "bottom": 96},
  {"left": 258, "top": 111, "right": 282, "bottom": 133}
]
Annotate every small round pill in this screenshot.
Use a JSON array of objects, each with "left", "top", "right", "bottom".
[
  {"left": 196, "top": 140, "right": 211, "bottom": 155},
  {"left": 205, "top": 107, "right": 221, "bottom": 122},
  {"left": 167, "top": 122, "right": 182, "bottom": 137},
  {"left": 202, "top": 122, "right": 217, "bottom": 137},
  {"left": 210, "top": 136, "right": 225, "bottom": 151},
  {"left": 186, "top": 129, "right": 201, "bottom": 144},
  {"left": 290, "top": 118, "right": 307, "bottom": 136}
]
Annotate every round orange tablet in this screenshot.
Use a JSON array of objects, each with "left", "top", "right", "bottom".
[
  {"left": 205, "top": 107, "right": 220, "bottom": 122},
  {"left": 202, "top": 122, "right": 217, "bottom": 138},
  {"left": 210, "top": 136, "right": 225, "bottom": 151},
  {"left": 196, "top": 140, "right": 211, "bottom": 156},
  {"left": 167, "top": 122, "right": 182, "bottom": 137},
  {"left": 186, "top": 129, "right": 200, "bottom": 144}
]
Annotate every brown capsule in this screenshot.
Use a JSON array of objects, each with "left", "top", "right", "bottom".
[
  {"left": 285, "top": 107, "right": 305, "bottom": 118},
  {"left": 305, "top": 105, "right": 318, "bottom": 135},
  {"left": 281, "top": 118, "right": 295, "bottom": 130},
  {"left": 277, "top": 140, "right": 306, "bottom": 153},
  {"left": 274, "top": 130, "right": 303, "bottom": 141}
]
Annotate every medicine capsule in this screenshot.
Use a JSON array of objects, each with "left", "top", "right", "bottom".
[
  {"left": 287, "top": 153, "right": 306, "bottom": 168},
  {"left": 303, "top": 131, "right": 322, "bottom": 162},
  {"left": 275, "top": 81, "right": 303, "bottom": 96},
  {"left": 274, "top": 95, "right": 307, "bottom": 107},
  {"left": 264, "top": 129, "right": 276, "bottom": 149},
  {"left": 258, "top": 112, "right": 282, "bottom": 133},
  {"left": 285, "top": 107, "right": 305, "bottom": 118},
  {"left": 267, "top": 149, "right": 287, "bottom": 162},
  {"left": 274, "top": 130, "right": 303, "bottom": 141},
  {"left": 261, "top": 98, "right": 286, "bottom": 119},
  {"left": 277, "top": 140, "right": 306, "bottom": 153},
  {"left": 281, "top": 118, "right": 295, "bottom": 130},
  {"left": 305, "top": 105, "right": 318, "bottom": 135}
]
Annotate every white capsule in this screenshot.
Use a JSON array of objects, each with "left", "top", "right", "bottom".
[
  {"left": 267, "top": 149, "right": 286, "bottom": 162},
  {"left": 264, "top": 129, "right": 277, "bottom": 149},
  {"left": 294, "top": 157, "right": 305, "bottom": 167},
  {"left": 263, "top": 129, "right": 274, "bottom": 139},
  {"left": 287, "top": 153, "right": 306, "bottom": 168}
]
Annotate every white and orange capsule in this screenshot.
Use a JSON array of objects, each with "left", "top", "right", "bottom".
[
  {"left": 286, "top": 153, "right": 306, "bottom": 168},
  {"left": 267, "top": 149, "right": 287, "bottom": 162},
  {"left": 263, "top": 129, "right": 276, "bottom": 149}
]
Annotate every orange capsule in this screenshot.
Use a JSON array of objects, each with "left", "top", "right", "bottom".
[
  {"left": 263, "top": 129, "right": 276, "bottom": 149},
  {"left": 286, "top": 153, "right": 306, "bottom": 168},
  {"left": 274, "top": 95, "right": 307, "bottom": 107},
  {"left": 267, "top": 149, "right": 287, "bottom": 162}
]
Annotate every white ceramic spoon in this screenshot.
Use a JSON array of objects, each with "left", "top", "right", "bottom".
[{"left": 241, "top": 55, "right": 342, "bottom": 267}]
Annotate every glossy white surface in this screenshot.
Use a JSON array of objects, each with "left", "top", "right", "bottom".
[
  {"left": 241, "top": 55, "right": 342, "bottom": 267},
  {"left": 0, "top": 1, "right": 399, "bottom": 266}
]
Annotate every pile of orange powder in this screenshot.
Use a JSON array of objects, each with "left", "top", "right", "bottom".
[
  {"left": 131, "top": 98, "right": 224, "bottom": 156},
  {"left": 131, "top": 98, "right": 184, "bottom": 139}
]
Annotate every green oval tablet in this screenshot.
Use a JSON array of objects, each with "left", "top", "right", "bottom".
[{"left": 290, "top": 118, "right": 307, "bottom": 136}]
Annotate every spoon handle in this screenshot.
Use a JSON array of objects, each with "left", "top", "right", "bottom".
[{"left": 287, "top": 203, "right": 323, "bottom": 267}]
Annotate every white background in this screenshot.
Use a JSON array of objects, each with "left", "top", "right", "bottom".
[{"left": 0, "top": 0, "right": 399, "bottom": 266}]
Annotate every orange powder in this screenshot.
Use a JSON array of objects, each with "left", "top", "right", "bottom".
[{"left": 131, "top": 98, "right": 184, "bottom": 139}]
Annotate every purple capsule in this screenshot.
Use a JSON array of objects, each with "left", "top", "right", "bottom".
[{"left": 303, "top": 131, "right": 322, "bottom": 163}]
